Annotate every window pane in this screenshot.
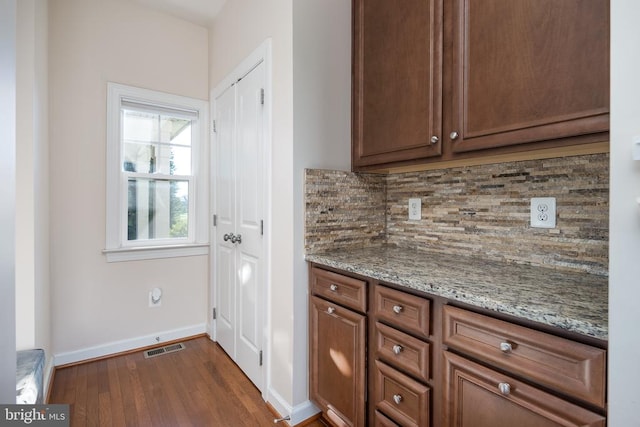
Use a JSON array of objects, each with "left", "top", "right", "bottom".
[
  {"left": 127, "top": 178, "right": 189, "bottom": 241},
  {"left": 122, "top": 109, "right": 192, "bottom": 175}
]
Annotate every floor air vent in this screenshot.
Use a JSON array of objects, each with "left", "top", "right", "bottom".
[{"left": 143, "top": 342, "right": 186, "bottom": 359}]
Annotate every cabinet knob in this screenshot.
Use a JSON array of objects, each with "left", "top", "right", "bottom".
[
  {"left": 498, "top": 382, "right": 511, "bottom": 396},
  {"left": 392, "top": 344, "right": 403, "bottom": 355},
  {"left": 329, "top": 284, "right": 338, "bottom": 292},
  {"left": 430, "top": 135, "right": 439, "bottom": 144},
  {"left": 393, "top": 394, "right": 403, "bottom": 405},
  {"left": 500, "top": 342, "right": 513, "bottom": 353},
  {"left": 327, "top": 307, "right": 335, "bottom": 315},
  {"left": 392, "top": 305, "right": 403, "bottom": 314},
  {"left": 450, "top": 131, "right": 459, "bottom": 140}
]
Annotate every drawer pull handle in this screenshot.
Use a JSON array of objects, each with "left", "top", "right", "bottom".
[
  {"left": 392, "top": 305, "right": 403, "bottom": 314},
  {"left": 500, "top": 342, "right": 513, "bottom": 353},
  {"left": 392, "top": 344, "right": 404, "bottom": 355},
  {"left": 327, "top": 307, "right": 336, "bottom": 315},
  {"left": 393, "top": 394, "right": 403, "bottom": 405},
  {"left": 329, "top": 284, "right": 338, "bottom": 292},
  {"left": 498, "top": 382, "right": 511, "bottom": 396}
]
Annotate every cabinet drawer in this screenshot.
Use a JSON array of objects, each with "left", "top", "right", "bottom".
[
  {"left": 374, "top": 286, "right": 430, "bottom": 338},
  {"left": 444, "top": 351, "right": 606, "bottom": 427},
  {"left": 374, "top": 361, "right": 430, "bottom": 427},
  {"left": 374, "top": 410, "right": 400, "bottom": 427},
  {"left": 375, "top": 322, "right": 430, "bottom": 383},
  {"left": 443, "top": 305, "right": 606, "bottom": 408},
  {"left": 311, "top": 267, "right": 367, "bottom": 312}
]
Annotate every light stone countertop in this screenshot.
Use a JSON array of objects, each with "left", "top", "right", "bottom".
[{"left": 306, "top": 245, "right": 608, "bottom": 341}]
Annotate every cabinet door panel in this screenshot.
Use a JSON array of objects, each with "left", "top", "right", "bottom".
[
  {"left": 450, "top": 0, "right": 609, "bottom": 152},
  {"left": 444, "top": 351, "right": 605, "bottom": 427},
  {"left": 352, "top": 0, "right": 443, "bottom": 169},
  {"left": 310, "top": 296, "right": 366, "bottom": 427}
]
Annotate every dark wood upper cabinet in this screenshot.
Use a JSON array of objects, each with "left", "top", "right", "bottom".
[
  {"left": 352, "top": 0, "right": 443, "bottom": 169},
  {"left": 352, "top": 0, "right": 609, "bottom": 171},
  {"left": 449, "top": 0, "right": 610, "bottom": 153}
]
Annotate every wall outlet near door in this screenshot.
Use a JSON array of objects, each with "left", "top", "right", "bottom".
[
  {"left": 530, "top": 197, "right": 556, "bottom": 228},
  {"left": 409, "top": 198, "right": 422, "bottom": 220}
]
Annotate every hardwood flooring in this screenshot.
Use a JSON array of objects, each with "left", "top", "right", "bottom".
[{"left": 49, "top": 336, "right": 326, "bottom": 427}]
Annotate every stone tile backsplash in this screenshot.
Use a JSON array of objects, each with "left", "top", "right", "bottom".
[{"left": 305, "top": 154, "right": 609, "bottom": 275}]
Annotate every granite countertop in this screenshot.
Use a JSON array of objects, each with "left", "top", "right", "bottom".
[{"left": 306, "top": 245, "right": 608, "bottom": 341}]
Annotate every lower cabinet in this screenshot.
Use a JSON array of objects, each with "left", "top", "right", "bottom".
[
  {"left": 310, "top": 295, "right": 366, "bottom": 427},
  {"left": 309, "top": 264, "right": 607, "bottom": 427},
  {"left": 443, "top": 351, "right": 605, "bottom": 427}
]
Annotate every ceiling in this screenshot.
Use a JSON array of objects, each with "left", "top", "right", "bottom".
[{"left": 132, "top": 0, "right": 227, "bottom": 27}]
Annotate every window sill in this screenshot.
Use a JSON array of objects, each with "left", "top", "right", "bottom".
[{"left": 103, "top": 243, "right": 209, "bottom": 262}]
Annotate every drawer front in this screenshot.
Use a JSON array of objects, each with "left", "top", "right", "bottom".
[
  {"left": 444, "top": 351, "right": 606, "bottom": 427},
  {"left": 374, "top": 285, "right": 430, "bottom": 338},
  {"left": 375, "top": 322, "right": 430, "bottom": 383},
  {"left": 374, "top": 410, "right": 400, "bottom": 427},
  {"left": 443, "top": 305, "right": 606, "bottom": 408},
  {"left": 311, "top": 267, "right": 367, "bottom": 312},
  {"left": 374, "top": 361, "right": 430, "bottom": 427}
]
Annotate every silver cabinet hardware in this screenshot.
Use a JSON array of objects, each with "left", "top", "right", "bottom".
[
  {"left": 498, "top": 382, "right": 511, "bottom": 396},
  {"left": 327, "top": 307, "right": 336, "bottom": 315},
  {"left": 392, "top": 305, "right": 403, "bottom": 314},
  {"left": 430, "top": 135, "right": 439, "bottom": 144},
  {"left": 393, "top": 394, "right": 403, "bottom": 404},
  {"left": 223, "top": 233, "right": 232, "bottom": 242},
  {"left": 330, "top": 284, "right": 338, "bottom": 292},
  {"left": 450, "top": 131, "right": 459, "bottom": 140},
  {"left": 500, "top": 342, "right": 513, "bottom": 353},
  {"left": 392, "top": 344, "right": 403, "bottom": 355}
]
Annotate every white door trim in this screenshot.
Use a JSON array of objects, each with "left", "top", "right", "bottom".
[{"left": 210, "top": 38, "right": 272, "bottom": 400}]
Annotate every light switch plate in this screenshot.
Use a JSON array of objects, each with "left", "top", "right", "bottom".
[{"left": 409, "top": 198, "right": 421, "bottom": 220}]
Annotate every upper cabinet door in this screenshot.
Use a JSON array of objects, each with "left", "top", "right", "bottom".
[
  {"left": 449, "top": 0, "right": 610, "bottom": 153},
  {"left": 352, "top": 0, "right": 443, "bottom": 170}
]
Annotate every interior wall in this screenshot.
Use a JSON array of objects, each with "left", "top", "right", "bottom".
[
  {"left": 292, "top": 0, "right": 352, "bottom": 403},
  {"left": 48, "top": 0, "right": 209, "bottom": 360},
  {"left": 0, "top": 0, "right": 17, "bottom": 404},
  {"left": 209, "top": 0, "right": 351, "bottom": 416},
  {"left": 609, "top": 1, "right": 640, "bottom": 424},
  {"left": 209, "top": 0, "right": 296, "bottom": 411},
  {"left": 16, "top": 0, "right": 50, "bottom": 366}
]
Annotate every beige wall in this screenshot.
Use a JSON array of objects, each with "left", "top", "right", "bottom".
[{"left": 48, "top": 0, "right": 209, "bottom": 358}]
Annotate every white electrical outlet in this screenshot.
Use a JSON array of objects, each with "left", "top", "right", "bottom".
[
  {"left": 408, "top": 198, "right": 422, "bottom": 220},
  {"left": 530, "top": 197, "right": 556, "bottom": 228}
]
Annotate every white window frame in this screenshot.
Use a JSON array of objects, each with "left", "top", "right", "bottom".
[{"left": 104, "top": 83, "right": 209, "bottom": 262}]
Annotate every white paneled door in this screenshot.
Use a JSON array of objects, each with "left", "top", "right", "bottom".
[{"left": 213, "top": 58, "right": 266, "bottom": 392}]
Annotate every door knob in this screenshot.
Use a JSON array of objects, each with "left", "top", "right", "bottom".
[
  {"left": 223, "top": 233, "right": 232, "bottom": 242},
  {"left": 231, "top": 234, "right": 242, "bottom": 244}
]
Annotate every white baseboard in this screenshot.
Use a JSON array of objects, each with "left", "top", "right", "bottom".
[
  {"left": 53, "top": 323, "right": 207, "bottom": 366},
  {"left": 267, "top": 387, "right": 320, "bottom": 426}
]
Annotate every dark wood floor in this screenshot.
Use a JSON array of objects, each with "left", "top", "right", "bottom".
[{"left": 49, "top": 336, "right": 325, "bottom": 427}]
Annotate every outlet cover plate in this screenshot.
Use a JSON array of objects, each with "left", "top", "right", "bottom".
[
  {"left": 409, "top": 198, "right": 422, "bottom": 220},
  {"left": 530, "top": 197, "right": 556, "bottom": 228}
]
